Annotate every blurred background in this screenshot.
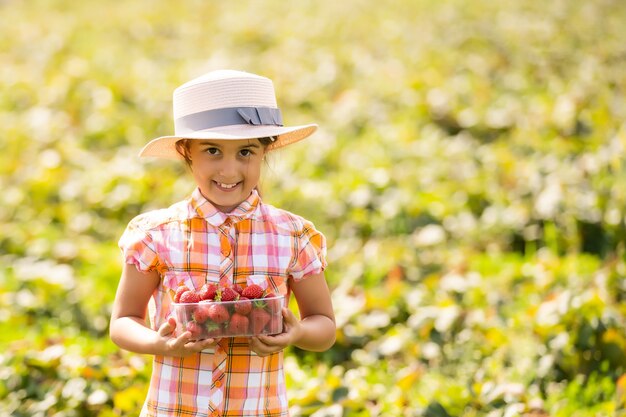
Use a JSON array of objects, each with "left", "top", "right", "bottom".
[{"left": 2, "top": 0, "right": 626, "bottom": 416}]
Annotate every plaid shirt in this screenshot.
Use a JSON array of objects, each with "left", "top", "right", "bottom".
[{"left": 119, "top": 188, "right": 327, "bottom": 417}]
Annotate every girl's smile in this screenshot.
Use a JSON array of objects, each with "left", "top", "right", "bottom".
[
  {"left": 215, "top": 181, "right": 239, "bottom": 190},
  {"left": 187, "top": 139, "right": 266, "bottom": 212}
]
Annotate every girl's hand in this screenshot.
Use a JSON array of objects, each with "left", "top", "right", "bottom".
[
  {"left": 155, "top": 317, "right": 219, "bottom": 357},
  {"left": 249, "top": 308, "right": 302, "bottom": 357}
]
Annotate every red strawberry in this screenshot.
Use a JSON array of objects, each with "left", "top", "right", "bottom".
[
  {"left": 234, "top": 297, "right": 252, "bottom": 315},
  {"left": 186, "top": 321, "right": 203, "bottom": 339},
  {"left": 228, "top": 313, "right": 250, "bottom": 334},
  {"left": 233, "top": 284, "right": 244, "bottom": 295},
  {"left": 267, "top": 314, "right": 283, "bottom": 335},
  {"left": 205, "top": 322, "right": 222, "bottom": 338},
  {"left": 264, "top": 292, "right": 276, "bottom": 299},
  {"left": 250, "top": 308, "right": 271, "bottom": 334},
  {"left": 265, "top": 296, "right": 283, "bottom": 314},
  {"left": 242, "top": 284, "right": 264, "bottom": 299},
  {"left": 174, "top": 285, "right": 190, "bottom": 303},
  {"left": 220, "top": 287, "right": 239, "bottom": 302},
  {"left": 252, "top": 299, "right": 268, "bottom": 309},
  {"left": 179, "top": 291, "right": 201, "bottom": 304},
  {"left": 193, "top": 304, "right": 211, "bottom": 323},
  {"left": 207, "top": 304, "right": 230, "bottom": 324},
  {"left": 199, "top": 283, "right": 219, "bottom": 301}
]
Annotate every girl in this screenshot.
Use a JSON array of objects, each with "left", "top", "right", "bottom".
[{"left": 109, "top": 70, "right": 336, "bottom": 417}]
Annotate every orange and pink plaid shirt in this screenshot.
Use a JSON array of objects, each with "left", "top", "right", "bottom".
[{"left": 118, "top": 188, "right": 327, "bottom": 417}]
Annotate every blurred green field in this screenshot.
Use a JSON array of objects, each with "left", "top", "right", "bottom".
[{"left": 2, "top": 0, "right": 626, "bottom": 416}]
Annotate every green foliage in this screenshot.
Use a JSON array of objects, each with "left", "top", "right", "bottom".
[{"left": 2, "top": 0, "right": 626, "bottom": 416}]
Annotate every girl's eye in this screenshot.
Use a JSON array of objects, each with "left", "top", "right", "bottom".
[
  {"left": 205, "top": 147, "right": 220, "bottom": 155},
  {"left": 240, "top": 149, "right": 253, "bottom": 157}
]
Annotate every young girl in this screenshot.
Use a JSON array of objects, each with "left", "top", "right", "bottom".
[{"left": 110, "top": 70, "right": 336, "bottom": 417}]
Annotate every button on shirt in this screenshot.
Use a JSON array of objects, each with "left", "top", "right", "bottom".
[{"left": 118, "top": 188, "right": 327, "bottom": 417}]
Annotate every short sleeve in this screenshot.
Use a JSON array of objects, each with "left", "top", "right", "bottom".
[
  {"left": 288, "top": 220, "right": 328, "bottom": 281},
  {"left": 118, "top": 216, "right": 161, "bottom": 274}
]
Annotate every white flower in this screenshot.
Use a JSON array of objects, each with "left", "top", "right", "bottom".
[
  {"left": 87, "top": 389, "right": 108, "bottom": 405},
  {"left": 412, "top": 225, "right": 446, "bottom": 247}
]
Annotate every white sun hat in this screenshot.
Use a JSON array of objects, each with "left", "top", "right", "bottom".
[{"left": 139, "top": 70, "right": 318, "bottom": 159}]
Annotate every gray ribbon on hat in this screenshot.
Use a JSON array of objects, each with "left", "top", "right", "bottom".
[{"left": 175, "top": 106, "right": 283, "bottom": 135}]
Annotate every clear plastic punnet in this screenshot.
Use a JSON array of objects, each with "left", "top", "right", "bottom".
[{"left": 172, "top": 295, "right": 284, "bottom": 340}]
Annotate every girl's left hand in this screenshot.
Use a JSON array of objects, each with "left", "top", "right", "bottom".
[{"left": 249, "top": 307, "right": 302, "bottom": 357}]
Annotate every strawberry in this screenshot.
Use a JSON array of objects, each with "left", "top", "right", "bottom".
[
  {"left": 250, "top": 308, "right": 271, "bottom": 334},
  {"left": 264, "top": 292, "right": 276, "bottom": 299},
  {"left": 242, "top": 284, "right": 264, "bottom": 299},
  {"left": 179, "top": 290, "right": 201, "bottom": 304},
  {"left": 205, "top": 322, "right": 222, "bottom": 338},
  {"left": 174, "top": 285, "right": 190, "bottom": 303},
  {"left": 220, "top": 287, "right": 239, "bottom": 302},
  {"left": 228, "top": 313, "right": 250, "bottom": 334},
  {"left": 234, "top": 297, "right": 252, "bottom": 315},
  {"left": 233, "top": 284, "right": 244, "bottom": 295},
  {"left": 265, "top": 296, "right": 283, "bottom": 314},
  {"left": 193, "top": 304, "right": 211, "bottom": 323},
  {"left": 207, "top": 304, "right": 230, "bottom": 324},
  {"left": 267, "top": 314, "right": 283, "bottom": 335},
  {"left": 186, "top": 321, "right": 203, "bottom": 339},
  {"left": 199, "top": 283, "right": 219, "bottom": 301}
]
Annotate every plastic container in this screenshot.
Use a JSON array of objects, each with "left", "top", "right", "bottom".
[{"left": 172, "top": 295, "right": 284, "bottom": 340}]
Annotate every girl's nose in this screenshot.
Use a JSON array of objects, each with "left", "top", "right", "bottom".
[{"left": 216, "top": 157, "right": 238, "bottom": 177}]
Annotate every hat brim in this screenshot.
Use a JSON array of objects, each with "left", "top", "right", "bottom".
[{"left": 139, "top": 123, "right": 318, "bottom": 159}]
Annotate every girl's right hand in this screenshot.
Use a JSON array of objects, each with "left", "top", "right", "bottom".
[{"left": 155, "top": 317, "right": 219, "bottom": 357}]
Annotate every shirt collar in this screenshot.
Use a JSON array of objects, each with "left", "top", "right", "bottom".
[{"left": 189, "top": 187, "right": 260, "bottom": 227}]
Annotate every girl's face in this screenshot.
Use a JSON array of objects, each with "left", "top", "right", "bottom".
[{"left": 187, "top": 139, "right": 266, "bottom": 212}]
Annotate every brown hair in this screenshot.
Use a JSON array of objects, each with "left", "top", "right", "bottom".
[{"left": 175, "top": 139, "right": 192, "bottom": 165}]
